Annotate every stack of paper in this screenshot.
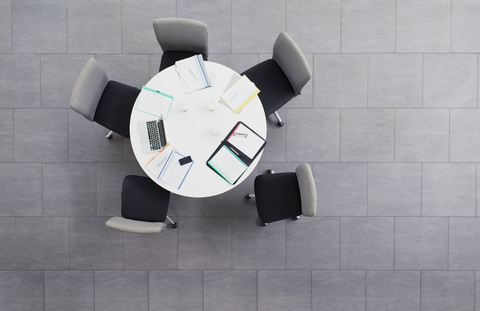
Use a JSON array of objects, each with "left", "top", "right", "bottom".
[
  {"left": 145, "top": 145, "right": 193, "bottom": 190},
  {"left": 135, "top": 86, "right": 173, "bottom": 118},
  {"left": 221, "top": 75, "right": 260, "bottom": 113},
  {"left": 175, "top": 55, "right": 211, "bottom": 94}
]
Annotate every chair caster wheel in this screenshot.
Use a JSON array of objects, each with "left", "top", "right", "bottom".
[
  {"left": 278, "top": 121, "right": 284, "bottom": 126},
  {"left": 266, "top": 169, "right": 274, "bottom": 174},
  {"left": 261, "top": 222, "right": 268, "bottom": 227},
  {"left": 292, "top": 216, "right": 300, "bottom": 220},
  {"left": 171, "top": 223, "right": 177, "bottom": 229},
  {"left": 245, "top": 194, "right": 251, "bottom": 200}
]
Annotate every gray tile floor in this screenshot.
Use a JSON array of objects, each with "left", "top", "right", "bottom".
[{"left": 1, "top": 0, "right": 480, "bottom": 310}]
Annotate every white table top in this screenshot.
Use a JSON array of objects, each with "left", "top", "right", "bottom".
[{"left": 130, "top": 61, "right": 267, "bottom": 198}]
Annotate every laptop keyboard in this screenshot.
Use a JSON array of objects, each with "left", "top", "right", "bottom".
[{"left": 146, "top": 120, "right": 167, "bottom": 151}]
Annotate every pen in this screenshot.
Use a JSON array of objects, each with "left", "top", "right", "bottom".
[{"left": 230, "top": 147, "right": 240, "bottom": 156}]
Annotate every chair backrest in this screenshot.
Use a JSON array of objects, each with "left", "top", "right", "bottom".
[
  {"left": 106, "top": 216, "right": 164, "bottom": 234},
  {"left": 70, "top": 58, "right": 109, "bottom": 121},
  {"left": 272, "top": 32, "right": 312, "bottom": 95},
  {"left": 153, "top": 18, "right": 208, "bottom": 56},
  {"left": 295, "top": 163, "right": 317, "bottom": 216}
]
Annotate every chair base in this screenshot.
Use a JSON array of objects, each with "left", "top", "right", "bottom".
[
  {"left": 106, "top": 130, "right": 113, "bottom": 139},
  {"left": 166, "top": 215, "right": 177, "bottom": 229},
  {"left": 273, "top": 111, "right": 284, "bottom": 126}
]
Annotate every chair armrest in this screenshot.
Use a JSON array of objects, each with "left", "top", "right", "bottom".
[{"left": 105, "top": 217, "right": 164, "bottom": 234}]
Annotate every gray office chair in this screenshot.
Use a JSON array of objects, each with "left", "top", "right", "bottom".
[
  {"left": 245, "top": 163, "right": 316, "bottom": 226},
  {"left": 105, "top": 175, "right": 177, "bottom": 234},
  {"left": 241, "top": 32, "right": 311, "bottom": 126},
  {"left": 70, "top": 58, "right": 140, "bottom": 139},
  {"left": 153, "top": 18, "right": 208, "bottom": 72}
]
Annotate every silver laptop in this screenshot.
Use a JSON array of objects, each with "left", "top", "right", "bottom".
[{"left": 138, "top": 115, "right": 167, "bottom": 153}]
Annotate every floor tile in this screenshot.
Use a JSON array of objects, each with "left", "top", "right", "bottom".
[
  {"left": 258, "top": 270, "right": 311, "bottom": 311},
  {"left": 0, "top": 0, "right": 12, "bottom": 53},
  {"left": 341, "top": 0, "right": 395, "bottom": 53},
  {"left": 169, "top": 194, "right": 205, "bottom": 217},
  {"left": 0, "top": 109, "right": 13, "bottom": 162},
  {"left": 286, "top": 109, "right": 340, "bottom": 162},
  {"left": 149, "top": 270, "right": 203, "bottom": 311},
  {"left": 422, "top": 163, "right": 476, "bottom": 216},
  {"left": 341, "top": 109, "right": 394, "bottom": 162},
  {"left": 68, "top": 110, "right": 124, "bottom": 163},
  {"left": 450, "top": 109, "right": 480, "bottom": 162},
  {"left": 367, "top": 271, "right": 420, "bottom": 311},
  {"left": 178, "top": 217, "right": 231, "bottom": 269},
  {"left": 67, "top": 0, "right": 121, "bottom": 53},
  {"left": 204, "top": 270, "right": 257, "bottom": 311},
  {"left": 368, "top": 163, "right": 421, "bottom": 216},
  {"left": 368, "top": 54, "right": 423, "bottom": 108},
  {"left": 395, "top": 109, "right": 449, "bottom": 162},
  {"left": 14, "top": 109, "right": 68, "bottom": 162},
  {"left": 43, "top": 163, "right": 97, "bottom": 216},
  {"left": 394, "top": 217, "right": 448, "bottom": 270},
  {"left": 232, "top": 0, "right": 285, "bottom": 53},
  {"left": 16, "top": 217, "right": 70, "bottom": 270},
  {"left": 178, "top": 0, "right": 232, "bottom": 53},
  {"left": 423, "top": 54, "right": 477, "bottom": 108},
  {"left": 70, "top": 217, "right": 124, "bottom": 269},
  {"left": 312, "top": 271, "right": 365, "bottom": 311},
  {"left": 421, "top": 271, "right": 474, "bottom": 311},
  {"left": 449, "top": 217, "right": 480, "bottom": 270},
  {"left": 94, "top": 54, "right": 150, "bottom": 89},
  {"left": 0, "top": 217, "right": 15, "bottom": 269},
  {"left": 315, "top": 163, "right": 367, "bottom": 216},
  {"left": 396, "top": 0, "right": 451, "bottom": 52},
  {"left": 451, "top": 0, "right": 480, "bottom": 52},
  {"left": 0, "top": 271, "right": 45, "bottom": 310},
  {"left": 121, "top": 0, "right": 175, "bottom": 54},
  {"left": 12, "top": 0, "right": 66, "bottom": 53},
  {"left": 123, "top": 229, "right": 178, "bottom": 270},
  {"left": 287, "top": 0, "right": 340, "bottom": 53},
  {"left": 95, "top": 271, "right": 148, "bottom": 311},
  {"left": 149, "top": 53, "right": 162, "bottom": 78},
  {"left": 286, "top": 217, "right": 339, "bottom": 269},
  {"left": 45, "top": 271, "right": 94, "bottom": 311},
  {"left": 231, "top": 217, "right": 285, "bottom": 269},
  {"left": 41, "top": 54, "right": 93, "bottom": 109},
  {"left": 209, "top": 53, "right": 259, "bottom": 75},
  {"left": 259, "top": 110, "right": 286, "bottom": 162},
  {"left": 205, "top": 167, "right": 258, "bottom": 217},
  {"left": 0, "top": 163, "right": 42, "bottom": 216},
  {"left": 340, "top": 217, "right": 394, "bottom": 269},
  {"left": 314, "top": 54, "right": 368, "bottom": 108},
  {"left": 0, "top": 54, "right": 40, "bottom": 108},
  {"left": 96, "top": 163, "right": 145, "bottom": 217}
]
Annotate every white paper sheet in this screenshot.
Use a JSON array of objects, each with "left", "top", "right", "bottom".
[
  {"left": 159, "top": 151, "right": 194, "bottom": 190},
  {"left": 208, "top": 145, "right": 248, "bottom": 184},
  {"left": 227, "top": 123, "right": 265, "bottom": 159},
  {"left": 135, "top": 87, "right": 173, "bottom": 118}
]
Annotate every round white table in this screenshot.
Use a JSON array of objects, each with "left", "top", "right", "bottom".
[{"left": 130, "top": 61, "right": 267, "bottom": 198}]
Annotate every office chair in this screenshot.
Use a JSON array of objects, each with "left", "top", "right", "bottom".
[
  {"left": 245, "top": 163, "right": 316, "bottom": 226},
  {"left": 105, "top": 175, "right": 177, "bottom": 234},
  {"left": 70, "top": 58, "right": 140, "bottom": 139},
  {"left": 241, "top": 32, "right": 311, "bottom": 126},
  {"left": 153, "top": 18, "right": 209, "bottom": 72}
]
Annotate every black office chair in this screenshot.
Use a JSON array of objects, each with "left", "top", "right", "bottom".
[
  {"left": 245, "top": 163, "right": 317, "bottom": 226},
  {"left": 240, "top": 32, "right": 311, "bottom": 126},
  {"left": 70, "top": 58, "right": 140, "bottom": 139},
  {"left": 105, "top": 175, "right": 177, "bottom": 234},
  {"left": 153, "top": 18, "right": 209, "bottom": 72}
]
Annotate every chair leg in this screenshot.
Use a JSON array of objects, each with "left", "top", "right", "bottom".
[
  {"left": 273, "top": 111, "right": 284, "bottom": 127},
  {"left": 245, "top": 194, "right": 255, "bottom": 200},
  {"left": 166, "top": 215, "right": 177, "bottom": 228},
  {"left": 266, "top": 169, "right": 274, "bottom": 174},
  {"left": 292, "top": 215, "right": 300, "bottom": 220},
  {"left": 106, "top": 130, "right": 114, "bottom": 139}
]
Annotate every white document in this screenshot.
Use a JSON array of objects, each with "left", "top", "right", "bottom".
[
  {"left": 145, "top": 145, "right": 174, "bottom": 177},
  {"left": 227, "top": 123, "right": 265, "bottom": 159},
  {"left": 175, "top": 55, "right": 211, "bottom": 94},
  {"left": 135, "top": 86, "right": 173, "bottom": 118},
  {"left": 159, "top": 150, "right": 194, "bottom": 190},
  {"left": 221, "top": 75, "right": 259, "bottom": 113},
  {"left": 208, "top": 145, "right": 248, "bottom": 185}
]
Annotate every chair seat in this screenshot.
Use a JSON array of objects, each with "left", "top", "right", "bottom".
[
  {"left": 94, "top": 81, "right": 140, "bottom": 138},
  {"left": 241, "top": 59, "right": 295, "bottom": 116},
  {"left": 159, "top": 51, "right": 208, "bottom": 72},
  {"left": 121, "top": 175, "right": 170, "bottom": 222},
  {"left": 254, "top": 172, "right": 302, "bottom": 223}
]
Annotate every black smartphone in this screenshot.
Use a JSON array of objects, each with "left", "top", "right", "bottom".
[{"left": 179, "top": 156, "right": 192, "bottom": 166}]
